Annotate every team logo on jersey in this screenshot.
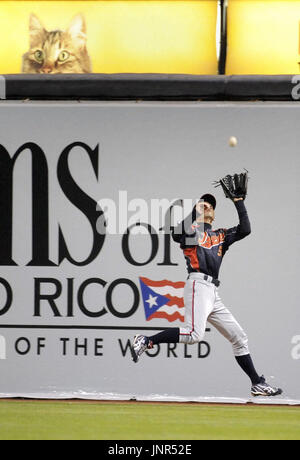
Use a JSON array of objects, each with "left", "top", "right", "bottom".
[
  {"left": 139, "top": 277, "right": 185, "bottom": 322},
  {"left": 198, "top": 231, "right": 225, "bottom": 249}
]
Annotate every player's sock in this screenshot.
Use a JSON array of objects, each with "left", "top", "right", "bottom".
[
  {"left": 148, "top": 328, "right": 180, "bottom": 345},
  {"left": 235, "top": 354, "right": 261, "bottom": 385}
]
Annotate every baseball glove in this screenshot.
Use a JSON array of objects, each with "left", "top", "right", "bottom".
[{"left": 213, "top": 170, "right": 249, "bottom": 200}]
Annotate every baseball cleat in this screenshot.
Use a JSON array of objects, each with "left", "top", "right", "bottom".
[
  {"left": 251, "top": 376, "right": 283, "bottom": 397},
  {"left": 131, "top": 335, "right": 152, "bottom": 363}
]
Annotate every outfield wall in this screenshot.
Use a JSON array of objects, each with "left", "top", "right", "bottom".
[{"left": 0, "top": 100, "right": 299, "bottom": 402}]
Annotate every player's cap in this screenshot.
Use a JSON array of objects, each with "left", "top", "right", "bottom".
[{"left": 200, "top": 194, "right": 216, "bottom": 210}]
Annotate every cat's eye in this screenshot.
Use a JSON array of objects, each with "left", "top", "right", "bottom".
[
  {"left": 58, "top": 51, "right": 70, "bottom": 62},
  {"left": 34, "top": 50, "right": 44, "bottom": 63}
]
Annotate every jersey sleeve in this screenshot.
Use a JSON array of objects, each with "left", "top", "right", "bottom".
[{"left": 223, "top": 200, "right": 251, "bottom": 251}]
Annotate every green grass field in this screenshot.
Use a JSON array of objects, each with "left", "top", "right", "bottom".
[{"left": 0, "top": 400, "right": 299, "bottom": 440}]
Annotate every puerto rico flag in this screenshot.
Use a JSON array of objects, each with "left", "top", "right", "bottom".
[{"left": 139, "top": 277, "right": 185, "bottom": 323}]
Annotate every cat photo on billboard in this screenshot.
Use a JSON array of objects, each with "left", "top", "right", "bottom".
[{"left": 22, "top": 13, "right": 92, "bottom": 74}]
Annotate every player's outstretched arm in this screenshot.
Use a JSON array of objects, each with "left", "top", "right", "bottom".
[
  {"left": 213, "top": 170, "right": 251, "bottom": 248},
  {"left": 233, "top": 198, "right": 251, "bottom": 236},
  {"left": 224, "top": 199, "right": 251, "bottom": 249}
]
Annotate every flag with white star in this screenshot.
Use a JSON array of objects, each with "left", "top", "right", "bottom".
[{"left": 139, "top": 277, "right": 185, "bottom": 322}]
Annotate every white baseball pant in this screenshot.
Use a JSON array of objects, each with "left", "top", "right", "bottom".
[{"left": 179, "top": 273, "right": 249, "bottom": 356}]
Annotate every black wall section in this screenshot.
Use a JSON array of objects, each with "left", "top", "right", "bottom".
[
  {"left": 218, "top": 0, "right": 227, "bottom": 75},
  {"left": 0, "top": 74, "right": 298, "bottom": 101}
]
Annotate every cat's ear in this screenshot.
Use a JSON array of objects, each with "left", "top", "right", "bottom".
[
  {"left": 29, "top": 14, "right": 45, "bottom": 45},
  {"left": 67, "top": 14, "right": 87, "bottom": 49}
]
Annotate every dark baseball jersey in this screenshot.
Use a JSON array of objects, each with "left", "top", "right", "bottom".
[{"left": 172, "top": 200, "right": 251, "bottom": 279}]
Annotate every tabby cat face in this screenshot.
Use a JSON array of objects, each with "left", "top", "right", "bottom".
[{"left": 22, "top": 14, "right": 92, "bottom": 74}]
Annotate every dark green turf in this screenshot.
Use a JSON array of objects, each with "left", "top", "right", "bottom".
[{"left": 0, "top": 400, "right": 299, "bottom": 440}]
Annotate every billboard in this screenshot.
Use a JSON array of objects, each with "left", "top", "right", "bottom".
[
  {"left": 226, "top": 0, "right": 300, "bottom": 74},
  {"left": 0, "top": 101, "right": 299, "bottom": 402},
  {"left": 0, "top": 0, "right": 218, "bottom": 75}
]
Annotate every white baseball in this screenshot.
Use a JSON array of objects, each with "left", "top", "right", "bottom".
[{"left": 229, "top": 136, "right": 238, "bottom": 147}]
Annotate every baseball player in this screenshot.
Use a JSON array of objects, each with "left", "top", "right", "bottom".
[{"left": 131, "top": 172, "right": 282, "bottom": 397}]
